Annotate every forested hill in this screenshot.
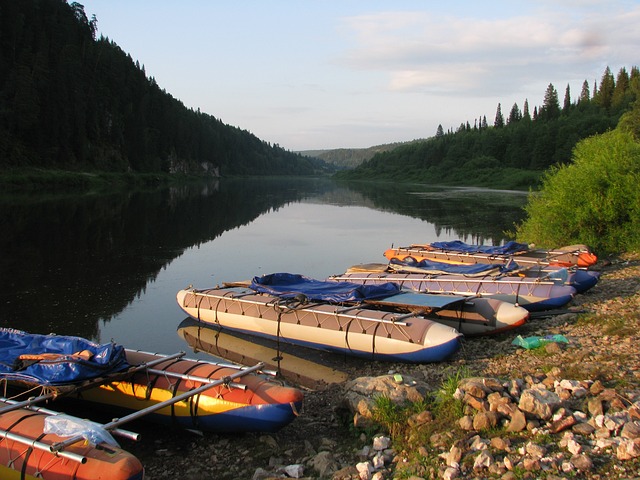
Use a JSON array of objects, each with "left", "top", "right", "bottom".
[
  {"left": 0, "top": 0, "right": 328, "bottom": 176},
  {"left": 337, "top": 66, "right": 639, "bottom": 189},
  {"left": 300, "top": 141, "right": 420, "bottom": 170}
]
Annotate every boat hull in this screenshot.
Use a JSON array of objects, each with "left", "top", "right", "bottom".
[
  {"left": 176, "top": 288, "right": 462, "bottom": 363},
  {"left": 432, "top": 296, "right": 528, "bottom": 335},
  {"left": 72, "top": 350, "right": 303, "bottom": 433}
]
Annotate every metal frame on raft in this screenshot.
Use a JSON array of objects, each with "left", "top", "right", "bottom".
[
  {"left": 191, "top": 289, "right": 414, "bottom": 326},
  {"left": 188, "top": 288, "right": 420, "bottom": 347},
  {"left": 332, "top": 273, "right": 552, "bottom": 296},
  {"left": 0, "top": 351, "right": 265, "bottom": 463},
  {"left": 388, "top": 245, "right": 588, "bottom": 267}
]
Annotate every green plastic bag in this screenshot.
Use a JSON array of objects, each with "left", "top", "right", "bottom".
[{"left": 512, "top": 334, "right": 568, "bottom": 349}]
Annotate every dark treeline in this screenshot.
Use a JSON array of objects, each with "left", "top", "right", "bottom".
[
  {"left": 0, "top": 0, "right": 327, "bottom": 176},
  {"left": 338, "top": 66, "right": 639, "bottom": 189}
]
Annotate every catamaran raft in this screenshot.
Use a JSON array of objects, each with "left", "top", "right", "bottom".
[
  {"left": 0, "top": 327, "right": 304, "bottom": 479},
  {"left": 384, "top": 240, "right": 598, "bottom": 268},
  {"left": 176, "top": 273, "right": 531, "bottom": 363}
]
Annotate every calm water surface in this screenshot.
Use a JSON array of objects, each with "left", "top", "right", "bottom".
[{"left": 0, "top": 178, "right": 527, "bottom": 359}]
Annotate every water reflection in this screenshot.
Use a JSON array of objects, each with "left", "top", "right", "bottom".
[
  {"left": 0, "top": 178, "right": 334, "bottom": 339},
  {"left": 0, "top": 178, "right": 527, "bottom": 355},
  {"left": 336, "top": 181, "right": 528, "bottom": 243}
]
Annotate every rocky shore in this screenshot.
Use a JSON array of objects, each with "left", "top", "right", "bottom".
[{"left": 129, "top": 255, "right": 640, "bottom": 479}]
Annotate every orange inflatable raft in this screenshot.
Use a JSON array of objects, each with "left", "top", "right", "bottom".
[{"left": 0, "top": 399, "right": 143, "bottom": 480}]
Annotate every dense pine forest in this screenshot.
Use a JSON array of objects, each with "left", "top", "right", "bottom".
[
  {"left": 337, "top": 66, "right": 639, "bottom": 189},
  {"left": 0, "top": 0, "right": 327, "bottom": 177}
]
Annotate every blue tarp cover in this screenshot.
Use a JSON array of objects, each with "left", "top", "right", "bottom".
[
  {"left": 0, "top": 328, "right": 130, "bottom": 386},
  {"left": 389, "top": 257, "right": 511, "bottom": 275},
  {"left": 429, "top": 240, "right": 529, "bottom": 255},
  {"left": 250, "top": 273, "right": 401, "bottom": 303}
]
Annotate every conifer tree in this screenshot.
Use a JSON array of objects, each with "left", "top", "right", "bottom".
[
  {"left": 630, "top": 67, "right": 640, "bottom": 95},
  {"left": 579, "top": 80, "right": 590, "bottom": 104},
  {"left": 508, "top": 103, "right": 521, "bottom": 124},
  {"left": 523, "top": 99, "right": 531, "bottom": 120},
  {"left": 612, "top": 67, "right": 630, "bottom": 110},
  {"left": 541, "top": 83, "right": 560, "bottom": 120},
  {"left": 494, "top": 103, "right": 504, "bottom": 128},
  {"left": 563, "top": 84, "right": 571, "bottom": 113},
  {"left": 436, "top": 124, "right": 444, "bottom": 137},
  {"left": 595, "top": 67, "right": 615, "bottom": 110}
]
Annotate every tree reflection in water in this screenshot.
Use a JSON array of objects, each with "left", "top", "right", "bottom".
[{"left": 0, "top": 178, "right": 526, "bottom": 354}]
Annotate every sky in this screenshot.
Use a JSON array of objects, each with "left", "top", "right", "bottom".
[{"left": 85, "top": 1, "right": 640, "bottom": 151}]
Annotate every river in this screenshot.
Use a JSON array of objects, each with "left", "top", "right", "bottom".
[{"left": 0, "top": 177, "right": 528, "bottom": 360}]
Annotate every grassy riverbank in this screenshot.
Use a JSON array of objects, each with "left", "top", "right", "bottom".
[{"left": 0, "top": 168, "right": 212, "bottom": 194}]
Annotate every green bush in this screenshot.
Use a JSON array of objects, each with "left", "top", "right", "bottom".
[{"left": 515, "top": 129, "right": 640, "bottom": 255}]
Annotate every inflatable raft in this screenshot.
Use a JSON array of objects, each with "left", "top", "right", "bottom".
[
  {"left": 0, "top": 329, "right": 303, "bottom": 434},
  {"left": 0, "top": 398, "right": 143, "bottom": 480},
  {"left": 177, "top": 274, "right": 468, "bottom": 363},
  {"left": 72, "top": 349, "right": 304, "bottom": 433},
  {"left": 330, "top": 264, "right": 578, "bottom": 312},
  {"left": 384, "top": 241, "right": 597, "bottom": 268}
]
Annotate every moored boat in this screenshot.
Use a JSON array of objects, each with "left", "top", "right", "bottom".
[
  {"left": 72, "top": 349, "right": 304, "bottom": 433},
  {"left": 329, "top": 265, "right": 577, "bottom": 312},
  {"left": 0, "top": 398, "right": 144, "bottom": 480},
  {"left": 0, "top": 329, "right": 303, "bottom": 434},
  {"left": 384, "top": 240, "right": 597, "bottom": 268},
  {"left": 383, "top": 256, "right": 600, "bottom": 294},
  {"left": 176, "top": 274, "right": 464, "bottom": 363}
]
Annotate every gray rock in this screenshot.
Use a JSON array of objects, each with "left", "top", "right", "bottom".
[
  {"left": 342, "top": 375, "right": 427, "bottom": 419},
  {"left": 518, "top": 387, "right": 561, "bottom": 420},
  {"left": 331, "top": 465, "right": 359, "bottom": 480},
  {"left": 472, "top": 450, "right": 493, "bottom": 470},
  {"left": 458, "top": 415, "right": 474, "bottom": 431},
  {"left": 544, "top": 341, "right": 563, "bottom": 354},
  {"left": 506, "top": 408, "right": 527, "bottom": 432},
  {"left": 490, "top": 437, "right": 510, "bottom": 451},
  {"left": 570, "top": 453, "right": 593, "bottom": 471},
  {"left": 473, "top": 411, "right": 499, "bottom": 430},
  {"left": 355, "top": 461, "right": 373, "bottom": 480},
  {"left": 621, "top": 420, "right": 640, "bottom": 439},
  {"left": 311, "top": 451, "right": 338, "bottom": 477},
  {"left": 279, "top": 464, "right": 305, "bottom": 478},
  {"left": 372, "top": 435, "right": 390, "bottom": 451},
  {"left": 572, "top": 422, "right": 596, "bottom": 435},
  {"left": 445, "top": 444, "right": 463, "bottom": 467},
  {"left": 525, "top": 441, "right": 546, "bottom": 458},
  {"left": 522, "top": 456, "right": 541, "bottom": 471},
  {"left": 443, "top": 466, "right": 460, "bottom": 480},
  {"left": 588, "top": 397, "right": 604, "bottom": 417},
  {"left": 616, "top": 438, "right": 640, "bottom": 460}
]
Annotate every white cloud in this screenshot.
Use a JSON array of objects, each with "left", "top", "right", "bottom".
[{"left": 339, "top": 5, "right": 640, "bottom": 98}]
